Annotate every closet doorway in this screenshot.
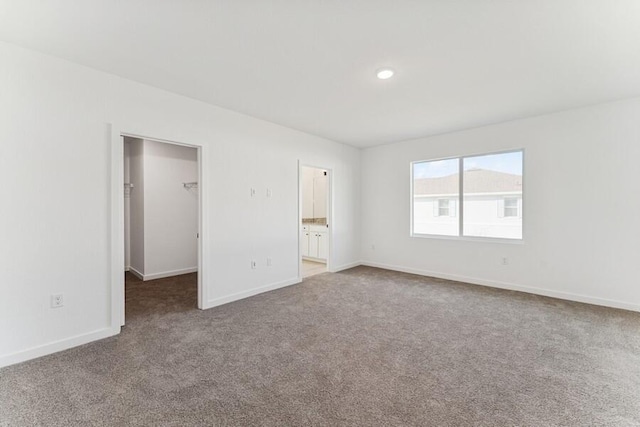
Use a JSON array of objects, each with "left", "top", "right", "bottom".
[
  {"left": 299, "top": 164, "right": 332, "bottom": 279},
  {"left": 121, "top": 135, "right": 202, "bottom": 325}
]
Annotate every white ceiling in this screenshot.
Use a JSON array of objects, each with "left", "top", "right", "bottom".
[{"left": 1, "top": 1, "right": 639, "bottom": 147}]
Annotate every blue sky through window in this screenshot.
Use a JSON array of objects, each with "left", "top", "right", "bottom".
[
  {"left": 413, "top": 158, "right": 458, "bottom": 179},
  {"left": 414, "top": 151, "right": 522, "bottom": 179}
]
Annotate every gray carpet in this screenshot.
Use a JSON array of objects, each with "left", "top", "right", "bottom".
[{"left": 2, "top": 267, "right": 640, "bottom": 426}]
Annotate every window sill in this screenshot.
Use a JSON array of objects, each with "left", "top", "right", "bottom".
[{"left": 410, "top": 233, "right": 525, "bottom": 245}]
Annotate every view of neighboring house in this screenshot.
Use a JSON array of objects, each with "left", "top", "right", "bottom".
[{"left": 413, "top": 168, "right": 523, "bottom": 239}]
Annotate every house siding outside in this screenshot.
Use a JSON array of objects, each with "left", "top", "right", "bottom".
[{"left": 413, "top": 169, "right": 522, "bottom": 239}]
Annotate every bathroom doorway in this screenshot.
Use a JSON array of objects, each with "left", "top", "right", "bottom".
[{"left": 299, "top": 164, "right": 331, "bottom": 278}]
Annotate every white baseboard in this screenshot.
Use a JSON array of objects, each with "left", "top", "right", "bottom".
[
  {"left": 0, "top": 326, "right": 120, "bottom": 369},
  {"left": 302, "top": 256, "right": 327, "bottom": 264},
  {"left": 204, "top": 277, "right": 301, "bottom": 310},
  {"left": 330, "top": 261, "right": 362, "bottom": 273},
  {"left": 128, "top": 266, "right": 144, "bottom": 280},
  {"left": 361, "top": 261, "right": 640, "bottom": 313},
  {"left": 136, "top": 267, "right": 198, "bottom": 281}
]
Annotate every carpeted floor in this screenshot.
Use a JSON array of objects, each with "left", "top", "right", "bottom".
[{"left": 2, "top": 267, "right": 640, "bottom": 426}]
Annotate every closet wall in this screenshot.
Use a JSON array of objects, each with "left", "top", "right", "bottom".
[
  {"left": 127, "top": 138, "right": 145, "bottom": 275},
  {"left": 123, "top": 141, "right": 132, "bottom": 269},
  {"left": 125, "top": 138, "right": 198, "bottom": 280}
]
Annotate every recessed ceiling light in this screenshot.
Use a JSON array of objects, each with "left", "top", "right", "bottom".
[{"left": 376, "top": 68, "right": 394, "bottom": 80}]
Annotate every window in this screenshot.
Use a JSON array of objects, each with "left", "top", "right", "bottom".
[
  {"left": 503, "top": 197, "right": 519, "bottom": 217},
  {"left": 437, "top": 199, "right": 450, "bottom": 216},
  {"left": 412, "top": 158, "right": 459, "bottom": 236},
  {"left": 412, "top": 150, "right": 523, "bottom": 240}
]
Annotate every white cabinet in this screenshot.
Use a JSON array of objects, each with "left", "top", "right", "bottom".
[
  {"left": 301, "top": 225, "right": 328, "bottom": 261},
  {"left": 317, "top": 231, "right": 328, "bottom": 260},
  {"left": 308, "top": 232, "right": 319, "bottom": 258},
  {"left": 300, "top": 230, "right": 310, "bottom": 257}
]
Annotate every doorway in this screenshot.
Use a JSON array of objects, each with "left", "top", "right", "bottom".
[
  {"left": 299, "top": 164, "right": 332, "bottom": 278},
  {"left": 119, "top": 134, "right": 203, "bottom": 325}
]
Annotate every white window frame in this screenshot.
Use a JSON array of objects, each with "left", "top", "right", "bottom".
[{"left": 410, "top": 149, "right": 524, "bottom": 243}]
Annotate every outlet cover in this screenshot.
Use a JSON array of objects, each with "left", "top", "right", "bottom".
[{"left": 51, "top": 294, "right": 64, "bottom": 308}]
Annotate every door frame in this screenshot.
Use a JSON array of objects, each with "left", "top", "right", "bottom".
[
  {"left": 298, "top": 161, "right": 333, "bottom": 280},
  {"left": 110, "top": 124, "right": 206, "bottom": 330}
]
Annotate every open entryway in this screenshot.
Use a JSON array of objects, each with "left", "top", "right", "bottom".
[
  {"left": 118, "top": 134, "right": 203, "bottom": 326},
  {"left": 299, "top": 164, "right": 332, "bottom": 279}
]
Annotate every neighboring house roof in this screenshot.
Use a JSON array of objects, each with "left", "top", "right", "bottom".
[{"left": 414, "top": 169, "right": 522, "bottom": 195}]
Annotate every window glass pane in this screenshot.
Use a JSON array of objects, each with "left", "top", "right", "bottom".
[
  {"left": 438, "top": 199, "right": 450, "bottom": 216},
  {"left": 463, "top": 151, "right": 523, "bottom": 239},
  {"left": 504, "top": 197, "right": 518, "bottom": 217},
  {"left": 504, "top": 208, "right": 518, "bottom": 217},
  {"left": 413, "top": 159, "right": 459, "bottom": 236}
]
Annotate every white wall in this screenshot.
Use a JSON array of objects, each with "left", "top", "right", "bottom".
[
  {"left": 314, "top": 169, "right": 328, "bottom": 219},
  {"left": 361, "top": 98, "right": 640, "bottom": 311},
  {"left": 123, "top": 141, "right": 131, "bottom": 269},
  {"left": 127, "top": 138, "right": 145, "bottom": 276},
  {"left": 301, "top": 166, "right": 327, "bottom": 220},
  {"left": 0, "top": 41, "right": 361, "bottom": 367},
  {"left": 142, "top": 139, "right": 198, "bottom": 279},
  {"left": 301, "top": 166, "right": 315, "bottom": 219}
]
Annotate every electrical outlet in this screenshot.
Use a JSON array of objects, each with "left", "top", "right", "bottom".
[
  {"left": 267, "top": 257, "right": 272, "bottom": 267},
  {"left": 501, "top": 257, "right": 509, "bottom": 266},
  {"left": 250, "top": 188, "right": 256, "bottom": 197},
  {"left": 251, "top": 260, "right": 257, "bottom": 269},
  {"left": 51, "top": 294, "right": 64, "bottom": 308},
  {"left": 266, "top": 188, "right": 272, "bottom": 198}
]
